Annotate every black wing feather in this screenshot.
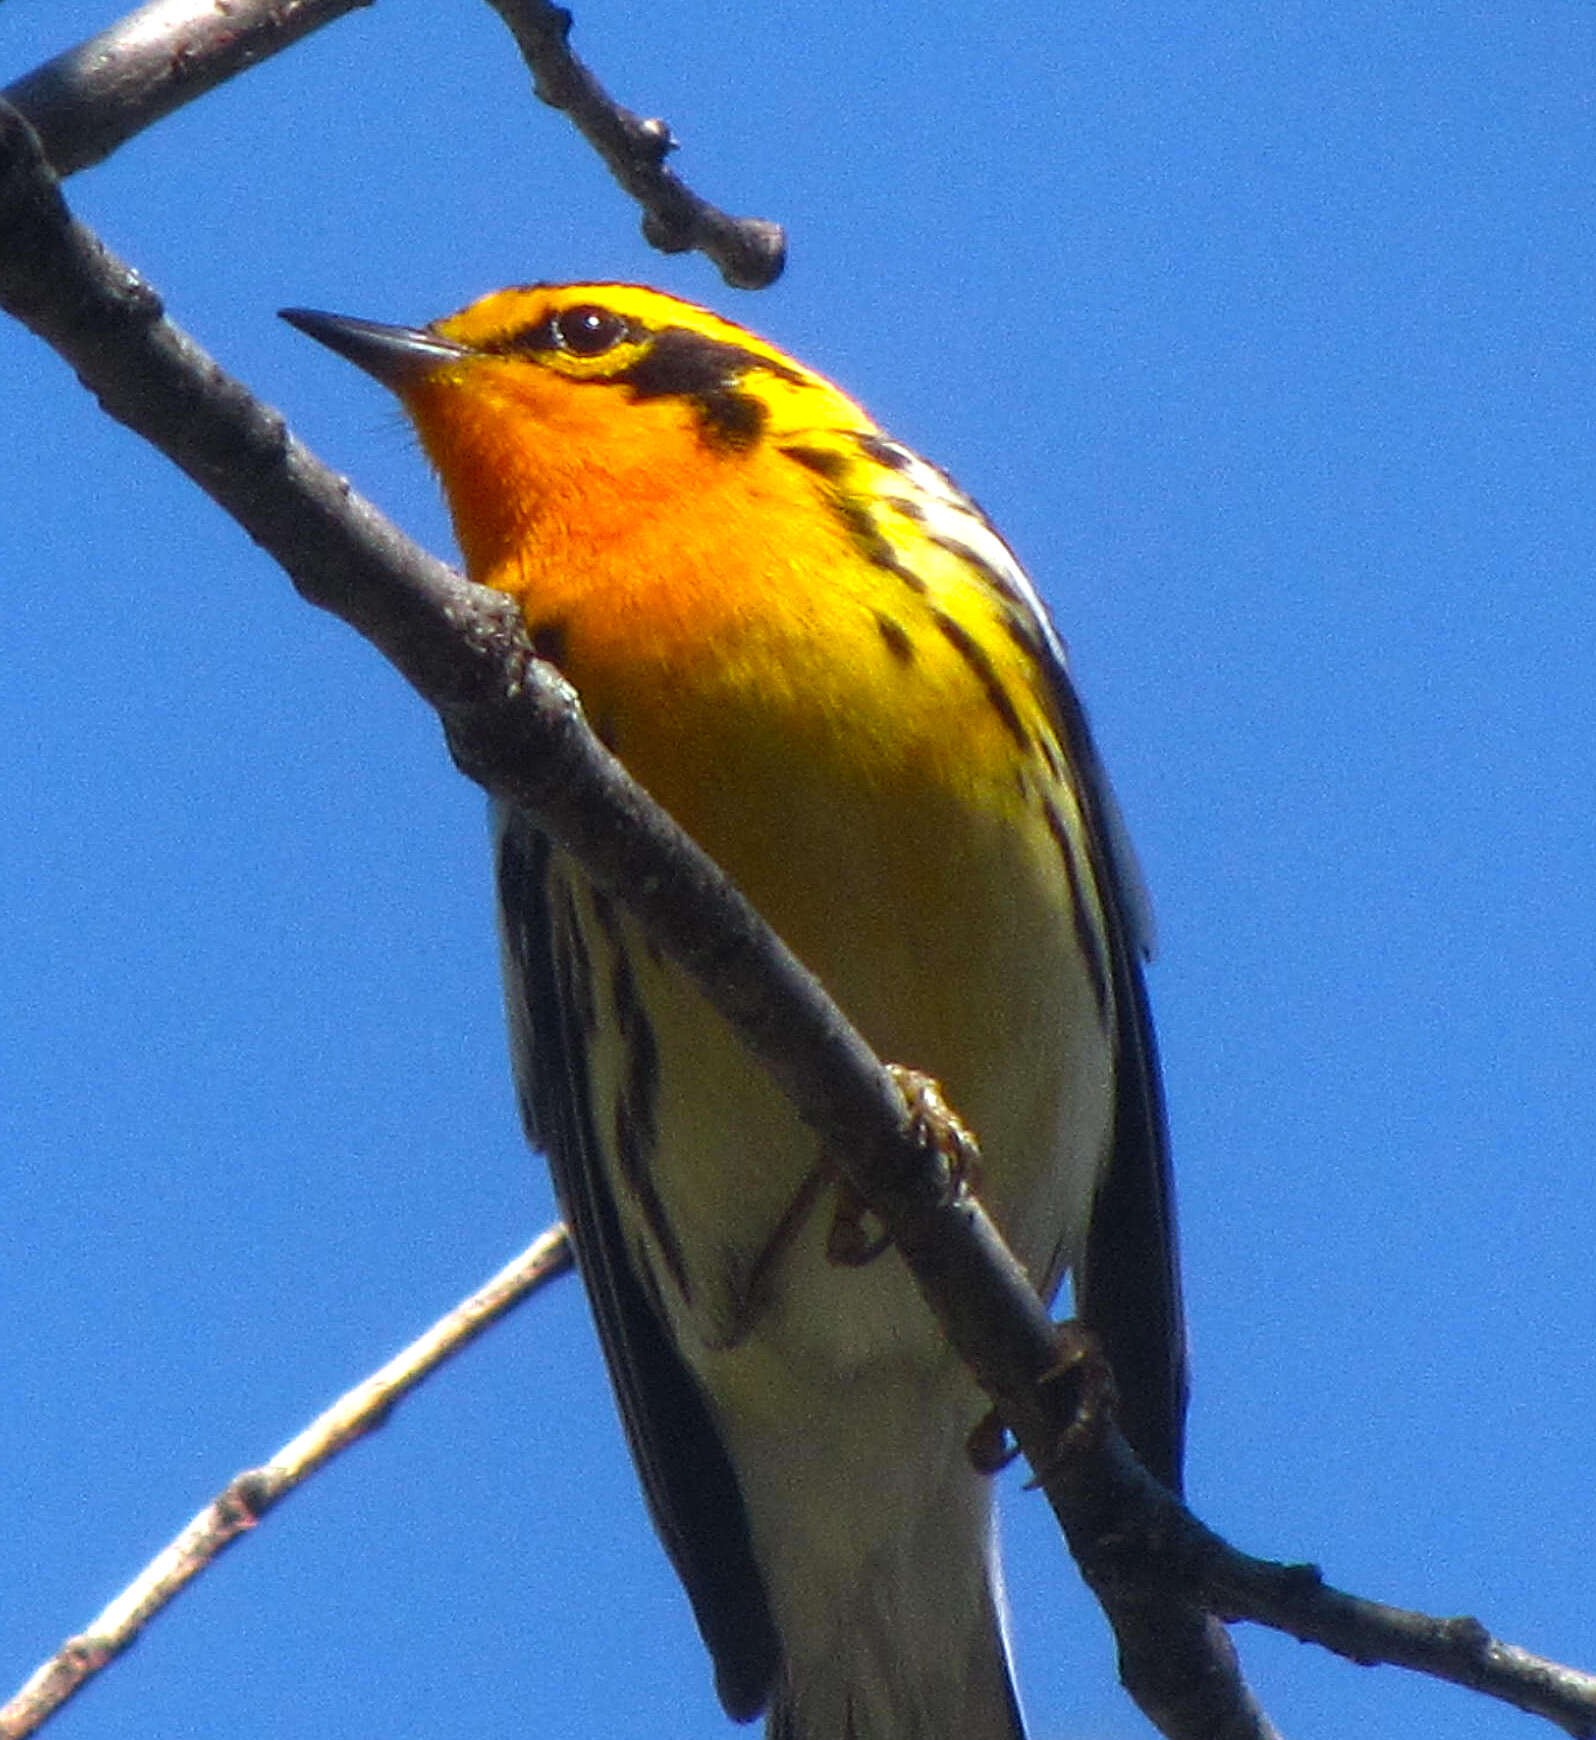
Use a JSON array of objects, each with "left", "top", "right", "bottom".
[
  {"left": 1046, "top": 677, "right": 1189, "bottom": 1493},
  {"left": 495, "top": 811, "right": 781, "bottom": 1718}
]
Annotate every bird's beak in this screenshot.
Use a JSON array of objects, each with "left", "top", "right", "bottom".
[{"left": 279, "top": 308, "right": 468, "bottom": 387}]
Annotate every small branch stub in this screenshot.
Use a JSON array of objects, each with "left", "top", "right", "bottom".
[{"left": 484, "top": 0, "right": 787, "bottom": 289}]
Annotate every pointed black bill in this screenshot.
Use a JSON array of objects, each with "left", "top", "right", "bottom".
[{"left": 278, "top": 307, "right": 467, "bottom": 387}]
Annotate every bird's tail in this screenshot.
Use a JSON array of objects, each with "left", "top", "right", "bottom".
[{"left": 764, "top": 1546, "right": 1026, "bottom": 1740}]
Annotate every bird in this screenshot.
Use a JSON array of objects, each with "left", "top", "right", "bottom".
[{"left": 282, "top": 283, "right": 1186, "bottom": 1739}]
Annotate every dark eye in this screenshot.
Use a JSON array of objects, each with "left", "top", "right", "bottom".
[{"left": 552, "top": 304, "right": 628, "bottom": 356}]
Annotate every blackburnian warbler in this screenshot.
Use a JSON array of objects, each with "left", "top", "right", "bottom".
[{"left": 282, "top": 285, "right": 1186, "bottom": 1740}]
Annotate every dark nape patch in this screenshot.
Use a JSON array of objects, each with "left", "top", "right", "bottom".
[
  {"left": 617, "top": 327, "right": 801, "bottom": 452},
  {"left": 931, "top": 609, "right": 1030, "bottom": 751}
]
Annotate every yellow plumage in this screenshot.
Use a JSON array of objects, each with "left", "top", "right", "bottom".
[{"left": 283, "top": 284, "right": 1185, "bottom": 1740}]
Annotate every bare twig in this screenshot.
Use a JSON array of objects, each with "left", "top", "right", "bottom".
[
  {"left": 3, "top": 0, "right": 787, "bottom": 289},
  {"left": 1042, "top": 1328, "right": 1596, "bottom": 1738},
  {"left": 3, "top": 0, "right": 371, "bottom": 177},
  {"left": 0, "top": 1227, "right": 573, "bottom": 1740},
  {"left": 1225, "top": 1569, "right": 1596, "bottom": 1738},
  {"left": 481, "top": 0, "right": 786, "bottom": 289}
]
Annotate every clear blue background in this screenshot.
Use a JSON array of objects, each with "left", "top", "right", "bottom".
[{"left": 3, "top": 5, "right": 1592, "bottom": 1737}]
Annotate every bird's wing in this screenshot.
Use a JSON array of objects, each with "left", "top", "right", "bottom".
[
  {"left": 494, "top": 808, "right": 781, "bottom": 1719},
  {"left": 1043, "top": 663, "right": 1189, "bottom": 1493}
]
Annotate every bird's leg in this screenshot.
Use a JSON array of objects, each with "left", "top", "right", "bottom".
[
  {"left": 826, "top": 1063, "right": 983, "bottom": 1266},
  {"left": 699, "top": 1163, "right": 828, "bottom": 1351}
]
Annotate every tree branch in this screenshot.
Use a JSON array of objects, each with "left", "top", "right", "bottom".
[
  {"left": 0, "top": 1227, "right": 573, "bottom": 1740},
  {"left": 3, "top": 0, "right": 786, "bottom": 288},
  {"left": 1041, "top": 1327, "right": 1596, "bottom": 1738},
  {"left": 3, "top": 0, "right": 372, "bottom": 177}
]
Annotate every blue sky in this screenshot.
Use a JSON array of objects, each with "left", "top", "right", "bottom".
[{"left": 3, "top": 5, "right": 1593, "bottom": 1737}]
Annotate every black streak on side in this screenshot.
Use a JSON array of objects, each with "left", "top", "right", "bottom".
[
  {"left": 828, "top": 491, "right": 929, "bottom": 593},
  {"left": 853, "top": 431, "right": 913, "bottom": 472},
  {"left": 874, "top": 612, "right": 915, "bottom": 664},
  {"left": 1036, "top": 730, "right": 1067, "bottom": 788},
  {"left": 1039, "top": 794, "right": 1112, "bottom": 1030},
  {"left": 1002, "top": 606, "right": 1050, "bottom": 667},
  {"left": 608, "top": 943, "right": 693, "bottom": 1301},
  {"left": 779, "top": 442, "right": 850, "bottom": 480},
  {"left": 495, "top": 817, "right": 780, "bottom": 1719},
  {"left": 927, "top": 531, "right": 1029, "bottom": 616},
  {"left": 554, "top": 883, "right": 599, "bottom": 1042},
  {"left": 931, "top": 608, "right": 1031, "bottom": 753},
  {"left": 778, "top": 437, "right": 933, "bottom": 597}
]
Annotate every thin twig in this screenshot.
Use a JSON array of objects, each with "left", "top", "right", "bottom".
[
  {"left": 0, "top": 1227, "right": 573, "bottom": 1740},
  {"left": 3, "top": 0, "right": 787, "bottom": 288},
  {"left": 1040, "top": 1327, "right": 1596, "bottom": 1738},
  {"left": 1213, "top": 1560, "right": 1596, "bottom": 1738},
  {"left": 481, "top": 0, "right": 786, "bottom": 288},
  {"left": 3, "top": 0, "right": 372, "bottom": 177}
]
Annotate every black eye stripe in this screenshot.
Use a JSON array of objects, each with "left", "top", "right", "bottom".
[{"left": 476, "top": 311, "right": 809, "bottom": 454}]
